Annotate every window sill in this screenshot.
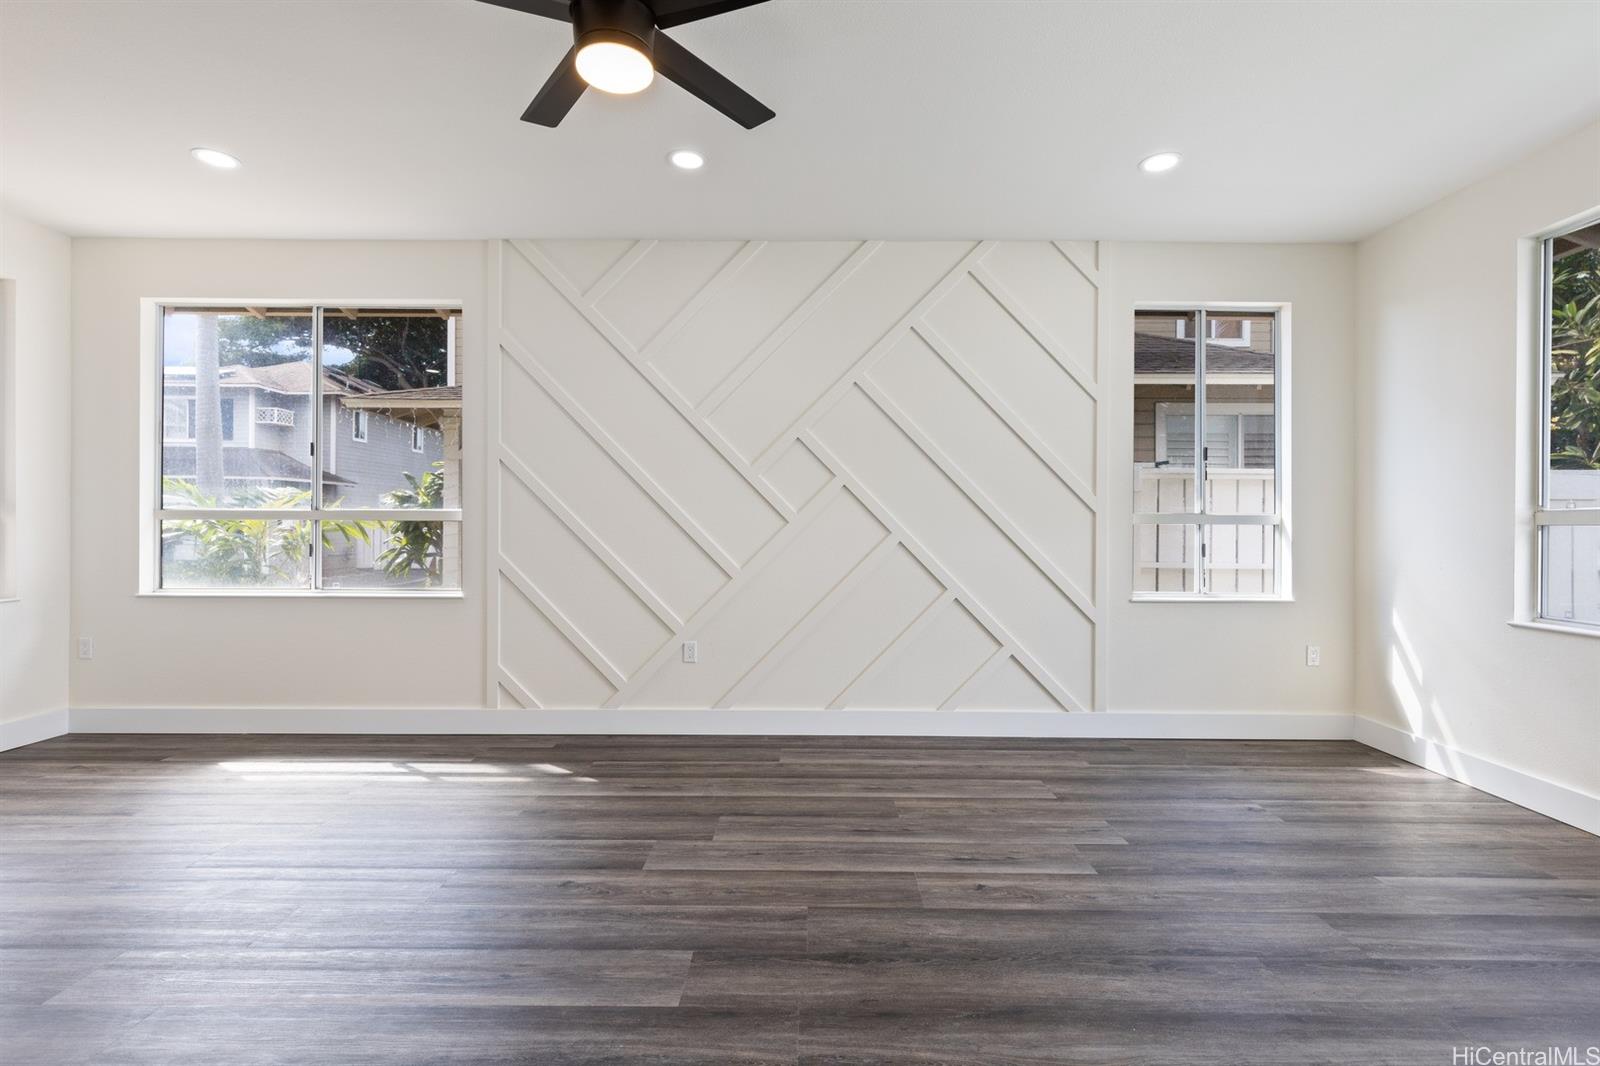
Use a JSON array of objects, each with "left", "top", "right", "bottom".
[
  {"left": 0, "top": 596, "right": 19, "bottom": 606},
  {"left": 1131, "top": 594, "right": 1295, "bottom": 604},
  {"left": 1508, "top": 618, "right": 1600, "bottom": 640},
  {"left": 138, "top": 590, "right": 464, "bottom": 601}
]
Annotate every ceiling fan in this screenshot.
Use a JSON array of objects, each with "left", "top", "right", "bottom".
[{"left": 476, "top": 0, "right": 775, "bottom": 129}]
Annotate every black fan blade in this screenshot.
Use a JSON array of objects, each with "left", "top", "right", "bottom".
[
  {"left": 650, "top": 0, "right": 771, "bottom": 30},
  {"left": 521, "top": 47, "right": 587, "bottom": 126},
  {"left": 474, "top": 0, "right": 573, "bottom": 20},
  {"left": 652, "top": 32, "right": 774, "bottom": 128}
]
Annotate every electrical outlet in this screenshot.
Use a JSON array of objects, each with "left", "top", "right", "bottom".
[
  {"left": 77, "top": 637, "right": 94, "bottom": 660},
  {"left": 681, "top": 641, "right": 698, "bottom": 664},
  {"left": 1305, "top": 644, "right": 1321, "bottom": 667}
]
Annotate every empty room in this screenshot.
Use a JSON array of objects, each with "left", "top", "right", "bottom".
[{"left": 1, "top": 0, "right": 1597, "bottom": 1062}]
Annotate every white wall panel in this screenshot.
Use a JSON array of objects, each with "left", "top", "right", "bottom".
[
  {"left": 841, "top": 600, "right": 999, "bottom": 710},
  {"left": 494, "top": 239, "right": 1102, "bottom": 713}
]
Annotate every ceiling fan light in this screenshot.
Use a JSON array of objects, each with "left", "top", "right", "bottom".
[
  {"left": 575, "top": 39, "right": 654, "bottom": 94},
  {"left": 1139, "top": 151, "right": 1182, "bottom": 174}
]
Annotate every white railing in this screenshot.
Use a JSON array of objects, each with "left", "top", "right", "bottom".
[
  {"left": 1134, "top": 465, "right": 1277, "bottom": 594},
  {"left": 255, "top": 406, "right": 295, "bottom": 427},
  {"left": 1541, "top": 470, "right": 1600, "bottom": 624}
]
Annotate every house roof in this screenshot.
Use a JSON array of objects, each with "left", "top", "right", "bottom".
[
  {"left": 163, "top": 445, "right": 355, "bottom": 485},
  {"left": 340, "top": 386, "right": 462, "bottom": 429},
  {"left": 1135, "top": 333, "right": 1275, "bottom": 376},
  {"left": 189, "top": 362, "right": 389, "bottom": 397},
  {"left": 339, "top": 386, "right": 461, "bottom": 409}
]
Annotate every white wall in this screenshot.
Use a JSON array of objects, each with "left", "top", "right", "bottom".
[
  {"left": 69, "top": 240, "right": 486, "bottom": 712},
  {"left": 1356, "top": 121, "right": 1600, "bottom": 801},
  {"left": 1106, "top": 243, "right": 1358, "bottom": 715},
  {"left": 490, "top": 240, "right": 1106, "bottom": 718},
  {"left": 63, "top": 236, "right": 1362, "bottom": 728},
  {"left": 482, "top": 238, "right": 1356, "bottom": 724},
  {"left": 0, "top": 208, "right": 73, "bottom": 742}
]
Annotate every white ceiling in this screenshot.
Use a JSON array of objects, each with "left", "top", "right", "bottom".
[{"left": 2, "top": 0, "right": 1597, "bottom": 241}]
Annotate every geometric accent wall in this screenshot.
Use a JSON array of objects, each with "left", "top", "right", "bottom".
[{"left": 491, "top": 240, "right": 1102, "bottom": 712}]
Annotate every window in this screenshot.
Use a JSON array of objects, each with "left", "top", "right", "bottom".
[
  {"left": 155, "top": 305, "right": 463, "bottom": 593},
  {"left": 1537, "top": 218, "right": 1600, "bottom": 629},
  {"left": 0, "top": 279, "right": 13, "bottom": 600},
  {"left": 1133, "top": 308, "right": 1286, "bottom": 598},
  {"left": 1176, "top": 314, "right": 1253, "bottom": 347}
]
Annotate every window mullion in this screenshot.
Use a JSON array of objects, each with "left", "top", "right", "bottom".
[
  {"left": 311, "top": 306, "right": 324, "bottom": 590},
  {"left": 1194, "top": 309, "right": 1207, "bottom": 593}
]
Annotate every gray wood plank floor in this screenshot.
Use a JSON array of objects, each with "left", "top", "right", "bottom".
[{"left": 1, "top": 734, "right": 1596, "bottom": 1065}]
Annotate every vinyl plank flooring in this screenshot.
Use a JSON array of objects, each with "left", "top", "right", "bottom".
[
  {"left": 647, "top": 840, "right": 1096, "bottom": 874},
  {"left": 2, "top": 733, "right": 1595, "bottom": 1066},
  {"left": 47, "top": 948, "right": 694, "bottom": 1008}
]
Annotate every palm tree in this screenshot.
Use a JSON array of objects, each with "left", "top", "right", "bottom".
[{"left": 193, "top": 313, "right": 225, "bottom": 499}]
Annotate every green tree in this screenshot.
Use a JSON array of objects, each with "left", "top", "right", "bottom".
[
  {"left": 376, "top": 464, "right": 446, "bottom": 586},
  {"left": 1551, "top": 248, "right": 1600, "bottom": 470},
  {"left": 217, "top": 313, "right": 447, "bottom": 390},
  {"left": 161, "top": 480, "right": 367, "bottom": 586}
]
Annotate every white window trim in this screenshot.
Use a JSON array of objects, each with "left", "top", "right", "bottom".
[
  {"left": 410, "top": 423, "right": 425, "bottom": 453},
  {"left": 142, "top": 301, "right": 464, "bottom": 597},
  {"left": 352, "top": 409, "right": 369, "bottom": 442},
  {"left": 1527, "top": 215, "right": 1600, "bottom": 634},
  {"left": 0, "top": 278, "right": 15, "bottom": 602},
  {"left": 1133, "top": 304, "right": 1291, "bottom": 602}
]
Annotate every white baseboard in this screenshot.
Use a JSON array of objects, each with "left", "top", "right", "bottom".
[
  {"left": 1353, "top": 716, "right": 1599, "bottom": 836},
  {"left": 67, "top": 706, "right": 1357, "bottom": 740},
  {"left": 0, "top": 707, "right": 69, "bottom": 752}
]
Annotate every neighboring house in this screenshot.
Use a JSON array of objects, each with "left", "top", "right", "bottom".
[
  {"left": 163, "top": 363, "right": 460, "bottom": 585},
  {"left": 162, "top": 362, "right": 448, "bottom": 508}
]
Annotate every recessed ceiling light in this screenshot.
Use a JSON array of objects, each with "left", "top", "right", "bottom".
[
  {"left": 669, "top": 149, "right": 705, "bottom": 171},
  {"left": 191, "top": 147, "right": 241, "bottom": 170},
  {"left": 575, "top": 39, "right": 654, "bottom": 95},
  {"left": 1139, "top": 152, "right": 1182, "bottom": 174}
]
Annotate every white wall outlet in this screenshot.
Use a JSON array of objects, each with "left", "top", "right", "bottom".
[
  {"left": 77, "top": 637, "right": 94, "bottom": 660},
  {"left": 681, "top": 641, "right": 698, "bottom": 664},
  {"left": 1305, "top": 644, "right": 1321, "bottom": 667}
]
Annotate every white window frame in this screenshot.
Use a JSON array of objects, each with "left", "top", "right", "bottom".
[
  {"left": 410, "top": 423, "right": 425, "bottom": 453},
  {"left": 1133, "top": 305, "right": 1291, "bottom": 602},
  {"left": 1532, "top": 217, "right": 1600, "bottom": 632},
  {"left": 0, "top": 279, "right": 15, "bottom": 602},
  {"left": 144, "top": 302, "right": 463, "bottom": 597},
  {"left": 352, "top": 409, "right": 369, "bottom": 443}
]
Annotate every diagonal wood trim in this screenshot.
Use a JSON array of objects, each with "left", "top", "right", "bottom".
[
  {"left": 828, "top": 586, "right": 954, "bottom": 710},
  {"left": 512, "top": 239, "right": 794, "bottom": 520},
  {"left": 856, "top": 379, "right": 1098, "bottom": 624},
  {"left": 498, "top": 444, "right": 684, "bottom": 630},
  {"left": 911, "top": 322, "right": 1097, "bottom": 508},
  {"left": 603, "top": 479, "right": 848, "bottom": 710},
  {"left": 967, "top": 263, "right": 1098, "bottom": 397},
  {"left": 639, "top": 241, "right": 765, "bottom": 362},
  {"left": 582, "top": 239, "right": 654, "bottom": 306},
  {"left": 938, "top": 647, "right": 1043, "bottom": 712},
  {"left": 493, "top": 668, "right": 543, "bottom": 711},
  {"left": 714, "top": 529, "right": 900, "bottom": 709},
  {"left": 1052, "top": 239, "right": 1100, "bottom": 289},
  {"left": 499, "top": 554, "right": 628, "bottom": 691},
  {"left": 499, "top": 332, "right": 742, "bottom": 576},
  {"left": 698, "top": 241, "right": 881, "bottom": 419},
  {"left": 749, "top": 241, "right": 996, "bottom": 475},
  {"left": 803, "top": 427, "right": 1088, "bottom": 713}
]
